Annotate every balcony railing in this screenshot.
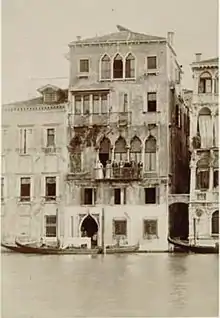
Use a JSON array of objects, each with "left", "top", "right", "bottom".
[
  {"left": 94, "top": 165, "right": 143, "bottom": 181},
  {"left": 68, "top": 112, "right": 132, "bottom": 127},
  {"left": 193, "top": 93, "right": 218, "bottom": 104}
]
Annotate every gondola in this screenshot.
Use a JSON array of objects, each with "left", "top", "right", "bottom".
[
  {"left": 1, "top": 241, "right": 36, "bottom": 254},
  {"left": 15, "top": 239, "right": 102, "bottom": 255},
  {"left": 104, "top": 242, "right": 139, "bottom": 254},
  {"left": 168, "top": 237, "right": 219, "bottom": 254}
]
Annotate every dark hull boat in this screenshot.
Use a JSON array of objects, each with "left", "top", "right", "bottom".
[
  {"left": 168, "top": 237, "right": 219, "bottom": 254},
  {"left": 15, "top": 239, "right": 102, "bottom": 255},
  {"left": 1, "top": 241, "right": 36, "bottom": 254},
  {"left": 105, "top": 243, "right": 139, "bottom": 254}
]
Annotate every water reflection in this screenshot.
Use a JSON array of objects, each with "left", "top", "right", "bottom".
[{"left": 1, "top": 252, "right": 218, "bottom": 318}]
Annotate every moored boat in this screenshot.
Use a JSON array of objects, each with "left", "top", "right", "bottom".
[
  {"left": 1, "top": 241, "right": 37, "bottom": 254},
  {"left": 168, "top": 237, "right": 219, "bottom": 254},
  {"left": 105, "top": 242, "right": 139, "bottom": 254},
  {"left": 15, "top": 239, "right": 102, "bottom": 255}
]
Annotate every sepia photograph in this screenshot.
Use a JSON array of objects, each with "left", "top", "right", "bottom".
[{"left": 1, "top": 0, "right": 219, "bottom": 317}]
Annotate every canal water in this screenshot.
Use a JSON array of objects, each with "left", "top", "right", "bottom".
[{"left": 1, "top": 251, "right": 219, "bottom": 318}]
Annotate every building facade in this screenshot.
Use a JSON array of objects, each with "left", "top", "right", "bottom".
[
  {"left": 1, "top": 85, "right": 68, "bottom": 242},
  {"left": 65, "top": 25, "right": 189, "bottom": 251},
  {"left": 189, "top": 54, "right": 219, "bottom": 245},
  {"left": 1, "top": 26, "right": 190, "bottom": 251}
]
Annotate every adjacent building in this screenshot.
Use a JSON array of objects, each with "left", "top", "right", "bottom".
[
  {"left": 1, "top": 84, "right": 68, "bottom": 242},
  {"left": 188, "top": 54, "right": 219, "bottom": 245},
  {"left": 1, "top": 25, "right": 190, "bottom": 251}
]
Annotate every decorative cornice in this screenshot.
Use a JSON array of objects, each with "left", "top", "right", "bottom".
[{"left": 3, "top": 103, "right": 67, "bottom": 113}]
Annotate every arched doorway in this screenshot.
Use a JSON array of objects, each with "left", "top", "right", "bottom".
[
  {"left": 80, "top": 214, "right": 98, "bottom": 247},
  {"left": 99, "top": 137, "right": 111, "bottom": 167},
  {"left": 169, "top": 203, "right": 189, "bottom": 240}
]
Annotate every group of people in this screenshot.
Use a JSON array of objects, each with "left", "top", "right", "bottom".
[{"left": 95, "top": 159, "right": 143, "bottom": 179}]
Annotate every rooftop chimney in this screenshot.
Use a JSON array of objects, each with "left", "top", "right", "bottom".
[
  {"left": 167, "top": 31, "right": 174, "bottom": 47},
  {"left": 195, "top": 53, "right": 202, "bottom": 62},
  {"left": 76, "top": 36, "right": 81, "bottom": 41}
]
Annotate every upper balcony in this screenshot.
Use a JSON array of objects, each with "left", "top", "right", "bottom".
[
  {"left": 192, "top": 93, "right": 218, "bottom": 105},
  {"left": 94, "top": 165, "right": 143, "bottom": 182},
  {"left": 68, "top": 112, "right": 132, "bottom": 128}
]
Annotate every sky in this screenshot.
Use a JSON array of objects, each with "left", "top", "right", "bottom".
[{"left": 2, "top": 0, "right": 219, "bottom": 104}]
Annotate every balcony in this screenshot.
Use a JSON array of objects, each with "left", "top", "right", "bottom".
[
  {"left": 193, "top": 93, "right": 218, "bottom": 105},
  {"left": 94, "top": 165, "right": 143, "bottom": 182},
  {"left": 68, "top": 112, "right": 132, "bottom": 127}
]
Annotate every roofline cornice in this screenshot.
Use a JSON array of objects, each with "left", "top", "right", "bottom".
[
  {"left": 2, "top": 103, "right": 67, "bottom": 113},
  {"left": 68, "top": 39, "right": 167, "bottom": 48}
]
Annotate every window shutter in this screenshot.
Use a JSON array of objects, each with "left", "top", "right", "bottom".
[
  {"left": 123, "top": 188, "right": 127, "bottom": 204},
  {"left": 93, "top": 188, "right": 97, "bottom": 204},
  {"left": 143, "top": 92, "right": 148, "bottom": 112},
  {"left": 80, "top": 188, "right": 85, "bottom": 205},
  {"left": 156, "top": 186, "right": 160, "bottom": 204}
]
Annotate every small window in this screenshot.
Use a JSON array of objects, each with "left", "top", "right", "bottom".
[
  {"left": 20, "top": 177, "right": 31, "bottom": 202},
  {"left": 44, "top": 92, "right": 57, "bottom": 104},
  {"left": 1, "top": 177, "right": 4, "bottom": 201},
  {"left": 20, "top": 128, "right": 27, "bottom": 154},
  {"left": 113, "top": 220, "right": 127, "bottom": 236},
  {"left": 80, "top": 59, "right": 89, "bottom": 73},
  {"left": 45, "top": 215, "right": 57, "bottom": 237},
  {"left": 47, "top": 128, "right": 55, "bottom": 147},
  {"left": 147, "top": 56, "right": 157, "bottom": 70},
  {"left": 196, "top": 170, "right": 209, "bottom": 190},
  {"left": 145, "top": 188, "right": 156, "bottom": 204},
  {"left": 114, "top": 188, "right": 121, "bottom": 205},
  {"left": 82, "top": 188, "right": 96, "bottom": 205},
  {"left": 214, "top": 170, "right": 219, "bottom": 188},
  {"left": 45, "top": 177, "right": 56, "bottom": 201},
  {"left": 143, "top": 219, "right": 158, "bottom": 238},
  {"left": 147, "top": 93, "right": 157, "bottom": 112}
]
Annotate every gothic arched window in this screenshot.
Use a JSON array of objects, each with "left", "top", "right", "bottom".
[
  {"left": 144, "top": 136, "right": 156, "bottom": 171},
  {"left": 113, "top": 54, "right": 123, "bottom": 79},
  {"left": 130, "top": 136, "right": 142, "bottom": 162},
  {"left": 125, "top": 53, "right": 135, "bottom": 78},
  {"left": 100, "top": 54, "right": 111, "bottom": 80},
  {"left": 114, "top": 136, "right": 127, "bottom": 161}
]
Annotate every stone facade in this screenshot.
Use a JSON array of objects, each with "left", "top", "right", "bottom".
[
  {"left": 65, "top": 26, "right": 189, "bottom": 251},
  {"left": 1, "top": 26, "right": 190, "bottom": 251},
  {"left": 188, "top": 54, "right": 219, "bottom": 245}
]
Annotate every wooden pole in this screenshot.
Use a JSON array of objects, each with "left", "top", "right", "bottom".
[{"left": 101, "top": 207, "right": 105, "bottom": 254}]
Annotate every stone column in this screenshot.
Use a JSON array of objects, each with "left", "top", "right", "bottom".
[
  {"left": 211, "top": 110, "right": 215, "bottom": 147},
  {"left": 89, "top": 94, "right": 93, "bottom": 125},
  {"left": 209, "top": 149, "right": 214, "bottom": 191},
  {"left": 190, "top": 154, "right": 197, "bottom": 200}
]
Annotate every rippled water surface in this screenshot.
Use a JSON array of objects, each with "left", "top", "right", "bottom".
[{"left": 1, "top": 251, "right": 219, "bottom": 317}]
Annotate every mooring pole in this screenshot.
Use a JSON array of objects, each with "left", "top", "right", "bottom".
[{"left": 101, "top": 207, "right": 106, "bottom": 254}]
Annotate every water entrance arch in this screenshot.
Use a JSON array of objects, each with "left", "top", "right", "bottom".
[
  {"left": 80, "top": 214, "right": 98, "bottom": 247},
  {"left": 169, "top": 203, "right": 189, "bottom": 239}
]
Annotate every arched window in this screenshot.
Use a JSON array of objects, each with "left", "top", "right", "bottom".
[
  {"left": 69, "top": 136, "right": 82, "bottom": 172},
  {"left": 214, "top": 74, "right": 218, "bottom": 94},
  {"left": 114, "top": 136, "right": 127, "bottom": 161},
  {"left": 198, "top": 72, "right": 212, "bottom": 93},
  {"left": 99, "top": 137, "right": 111, "bottom": 167},
  {"left": 214, "top": 110, "right": 219, "bottom": 147},
  {"left": 113, "top": 54, "right": 123, "bottom": 79},
  {"left": 211, "top": 210, "right": 219, "bottom": 235},
  {"left": 198, "top": 107, "right": 212, "bottom": 148},
  {"left": 125, "top": 53, "right": 135, "bottom": 78},
  {"left": 130, "top": 136, "right": 142, "bottom": 162},
  {"left": 144, "top": 136, "right": 156, "bottom": 171},
  {"left": 100, "top": 54, "right": 111, "bottom": 80},
  {"left": 196, "top": 153, "right": 210, "bottom": 190}
]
